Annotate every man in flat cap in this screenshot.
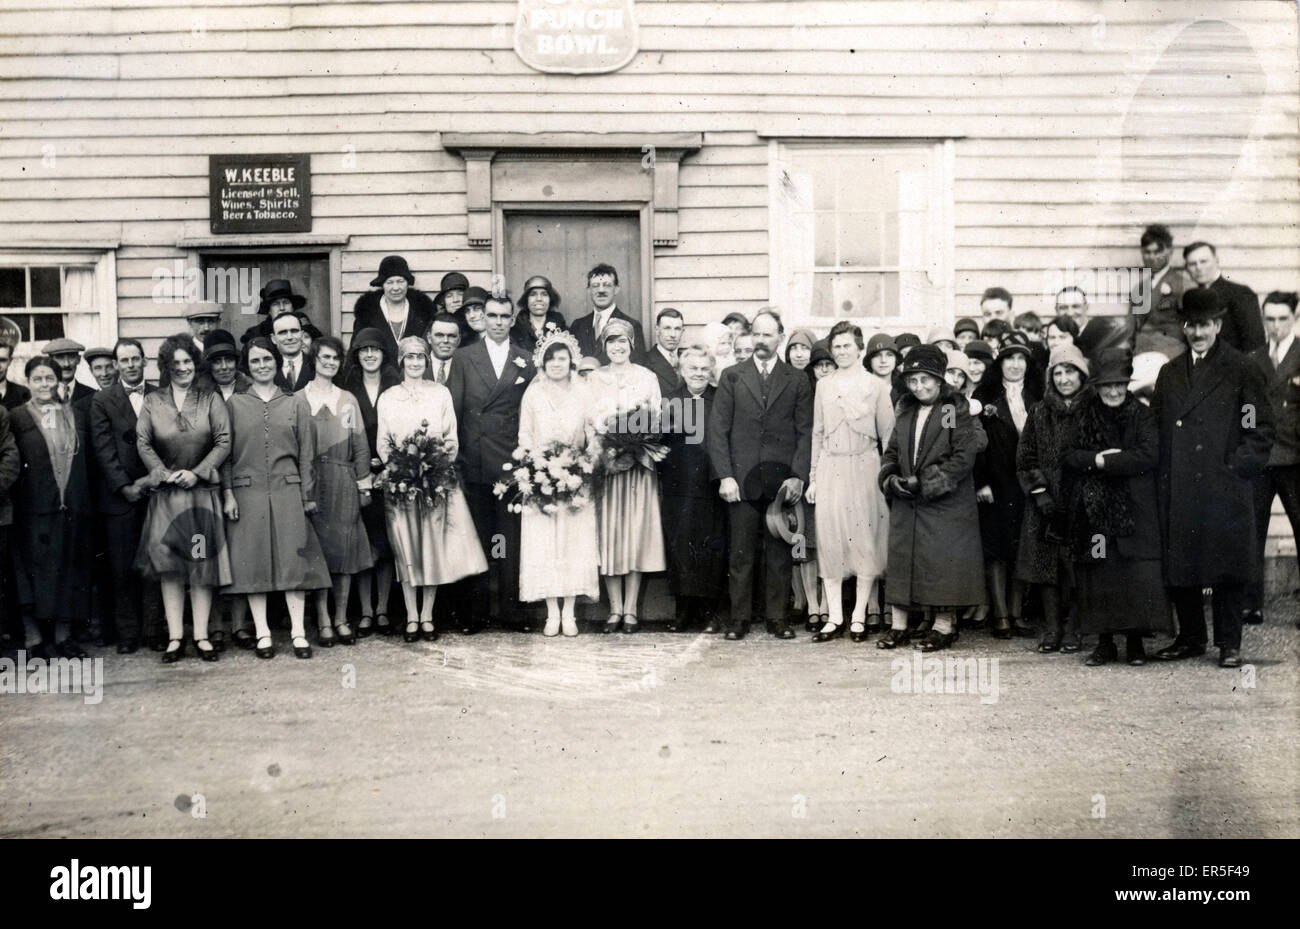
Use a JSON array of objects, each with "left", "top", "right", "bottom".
[
  {"left": 185, "top": 301, "right": 222, "bottom": 354},
  {"left": 1152, "top": 288, "right": 1273, "bottom": 668},
  {"left": 41, "top": 337, "right": 95, "bottom": 405}
]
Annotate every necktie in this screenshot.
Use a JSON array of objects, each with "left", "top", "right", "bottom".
[
  {"left": 437, "top": 360, "right": 447, "bottom": 384},
  {"left": 760, "top": 362, "right": 770, "bottom": 383},
  {"left": 1273, "top": 343, "right": 1283, "bottom": 368},
  {"left": 58, "top": 383, "right": 69, "bottom": 403},
  {"left": 288, "top": 359, "right": 297, "bottom": 384}
]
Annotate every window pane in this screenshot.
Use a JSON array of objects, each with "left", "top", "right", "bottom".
[
  {"left": 838, "top": 211, "right": 885, "bottom": 267},
  {"left": 0, "top": 269, "right": 24, "bottom": 308},
  {"left": 33, "top": 313, "right": 65, "bottom": 341},
  {"left": 813, "top": 212, "right": 838, "bottom": 266},
  {"left": 813, "top": 272, "right": 880, "bottom": 319},
  {"left": 30, "top": 267, "right": 61, "bottom": 308},
  {"left": 3, "top": 313, "right": 33, "bottom": 341}
]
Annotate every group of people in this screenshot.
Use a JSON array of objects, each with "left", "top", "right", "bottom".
[{"left": 0, "top": 229, "right": 1294, "bottom": 673}]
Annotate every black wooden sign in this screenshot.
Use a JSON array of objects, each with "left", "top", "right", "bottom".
[{"left": 209, "top": 154, "right": 311, "bottom": 234}]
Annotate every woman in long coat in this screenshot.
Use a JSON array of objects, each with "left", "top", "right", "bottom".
[
  {"left": 972, "top": 335, "right": 1043, "bottom": 638},
  {"left": 222, "top": 337, "right": 331, "bottom": 660},
  {"left": 658, "top": 343, "right": 728, "bottom": 633},
  {"left": 340, "top": 328, "right": 401, "bottom": 635},
  {"left": 136, "top": 335, "right": 233, "bottom": 662},
  {"left": 516, "top": 332, "right": 599, "bottom": 636},
  {"left": 303, "top": 336, "right": 374, "bottom": 647},
  {"left": 1062, "top": 350, "right": 1170, "bottom": 666},
  {"left": 808, "top": 322, "right": 894, "bottom": 643},
  {"left": 1016, "top": 343, "right": 1092, "bottom": 653},
  {"left": 9, "top": 355, "right": 94, "bottom": 659},
  {"left": 877, "top": 345, "right": 988, "bottom": 652}
]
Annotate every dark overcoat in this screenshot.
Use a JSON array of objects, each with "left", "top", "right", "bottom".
[
  {"left": 350, "top": 288, "right": 439, "bottom": 363},
  {"left": 878, "top": 385, "right": 988, "bottom": 608},
  {"left": 658, "top": 384, "right": 726, "bottom": 598},
  {"left": 1152, "top": 338, "right": 1273, "bottom": 586},
  {"left": 89, "top": 380, "right": 154, "bottom": 516},
  {"left": 1016, "top": 384, "right": 1091, "bottom": 585},
  {"left": 972, "top": 380, "right": 1039, "bottom": 563}
]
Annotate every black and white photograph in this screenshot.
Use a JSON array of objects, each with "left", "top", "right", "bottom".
[{"left": 0, "top": 0, "right": 1296, "bottom": 871}]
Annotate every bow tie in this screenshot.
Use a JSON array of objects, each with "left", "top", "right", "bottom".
[{"left": 125, "top": 383, "right": 146, "bottom": 394}]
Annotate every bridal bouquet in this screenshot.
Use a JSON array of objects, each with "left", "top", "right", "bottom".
[
  {"left": 378, "top": 421, "right": 460, "bottom": 508},
  {"left": 493, "top": 441, "right": 596, "bottom": 515},
  {"left": 592, "top": 400, "right": 668, "bottom": 475}
]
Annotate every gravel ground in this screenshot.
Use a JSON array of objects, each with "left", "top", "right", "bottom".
[{"left": 2, "top": 598, "right": 1296, "bottom": 838}]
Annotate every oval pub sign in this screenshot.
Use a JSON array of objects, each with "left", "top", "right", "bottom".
[{"left": 515, "top": 0, "right": 638, "bottom": 74}]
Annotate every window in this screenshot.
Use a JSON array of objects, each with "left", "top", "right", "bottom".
[
  {"left": 0, "top": 265, "right": 75, "bottom": 343},
  {"left": 770, "top": 140, "right": 953, "bottom": 331}
]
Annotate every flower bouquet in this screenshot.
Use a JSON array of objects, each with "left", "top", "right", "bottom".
[
  {"left": 493, "top": 441, "right": 596, "bottom": 515},
  {"left": 378, "top": 420, "right": 460, "bottom": 508},
  {"left": 592, "top": 400, "right": 668, "bottom": 476}
]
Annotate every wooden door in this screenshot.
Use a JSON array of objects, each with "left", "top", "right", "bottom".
[
  {"left": 200, "top": 253, "right": 331, "bottom": 339},
  {"left": 504, "top": 212, "right": 641, "bottom": 330}
]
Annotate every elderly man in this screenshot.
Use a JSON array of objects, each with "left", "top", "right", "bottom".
[
  {"left": 1244, "top": 292, "right": 1300, "bottom": 626},
  {"left": 185, "top": 301, "right": 222, "bottom": 353},
  {"left": 1132, "top": 223, "right": 1193, "bottom": 352},
  {"left": 570, "top": 263, "right": 646, "bottom": 362},
  {"left": 642, "top": 307, "right": 684, "bottom": 396},
  {"left": 42, "top": 337, "right": 95, "bottom": 405},
  {"left": 708, "top": 309, "right": 813, "bottom": 640},
  {"left": 1152, "top": 289, "right": 1273, "bottom": 668},
  {"left": 1184, "top": 241, "right": 1265, "bottom": 353},
  {"left": 271, "top": 309, "right": 314, "bottom": 391}
]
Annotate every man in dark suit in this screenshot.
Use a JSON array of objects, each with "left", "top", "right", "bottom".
[
  {"left": 42, "top": 338, "right": 95, "bottom": 405},
  {"left": 641, "top": 307, "right": 684, "bottom": 397},
  {"left": 0, "top": 342, "right": 30, "bottom": 410},
  {"left": 708, "top": 309, "right": 814, "bottom": 640},
  {"left": 271, "top": 310, "right": 315, "bottom": 391},
  {"left": 1245, "top": 292, "right": 1300, "bottom": 625},
  {"left": 1058, "top": 286, "right": 1135, "bottom": 367},
  {"left": 446, "top": 289, "right": 536, "bottom": 633},
  {"left": 1184, "top": 241, "right": 1265, "bottom": 353},
  {"left": 89, "top": 338, "right": 161, "bottom": 653},
  {"left": 569, "top": 263, "right": 646, "bottom": 362},
  {"left": 1132, "top": 223, "right": 1193, "bottom": 355},
  {"left": 1152, "top": 289, "right": 1274, "bottom": 669}
]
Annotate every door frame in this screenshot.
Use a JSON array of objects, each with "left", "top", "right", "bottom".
[{"left": 492, "top": 202, "right": 653, "bottom": 334}]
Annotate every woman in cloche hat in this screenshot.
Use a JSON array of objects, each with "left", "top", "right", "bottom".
[{"left": 349, "top": 256, "right": 438, "bottom": 365}]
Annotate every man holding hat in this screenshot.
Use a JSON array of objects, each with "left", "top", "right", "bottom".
[
  {"left": 89, "top": 337, "right": 161, "bottom": 653},
  {"left": 185, "top": 301, "right": 222, "bottom": 354},
  {"left": 350, "top": 255, "right": 437, "bottom": 364},
  {"left": 41, "top": 337, "right": 95, "bottom": 405},
  {"left": 1152, "top": 288, "right": 1273, "bottom": 668}
]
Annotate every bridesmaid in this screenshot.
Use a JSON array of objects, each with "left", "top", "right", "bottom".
[
  {"left": 340, "top": 328, "right": 401, "bottom": 636},
  {"left": 135, "top": 335, "right": 233, "bottom": 662},
  {"left": 9, "top": 355, "right": 94, "bottom": 659},
  {"left": 517, "top": 331, "right": 599, "bottom": 636},
  {"left": 303, "top": 336, "right": 375, "bottom": 647},
  {"left": 587, "top": 318, "right": 667, "bottom": 632},
  {"left": 376, "top": 336, "right": 488, "bottom": 641},
  {"left": 222, "top": 337, "right": 331, "bottom": 659}
]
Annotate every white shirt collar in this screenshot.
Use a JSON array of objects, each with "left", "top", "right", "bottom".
[
  {"left": 1272, "top": 333, "right": 1294, "bottom": 362},
  {"left": 657, "top": 344, "right": 677, "bottom": 363}
]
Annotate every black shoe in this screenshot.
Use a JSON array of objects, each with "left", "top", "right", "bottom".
[
  {"left": 849, "top": 623, "right": 870, "bottom": 643},
  {"left": 356, "top": 615, "right": 374, "bottom": 638},
  {"left": 603, "top": 615, "right": 623, "bottom": 634},
  {"left": 1084, "top": 642, "right": 1118, "bottom": 666},
  {"left": 318, "top": 624, "right": 336, "bottom": 648},
  {"left": 255, "top": 636, "right": 275, "bottom": 660},
  {"left": 459, "top": 620, "right": 481, "bottom": 636},
  {"left": 232, "top": 628, "right": 256, "bottom": 650},
  {"left": 877, "top": 628, "right": 912, "bottom": 649},
  {"left": 1127, "top": 647, "right": 1147, "bottom": 666},
  {"left": 209, "top": 630, "right": 226, "bottom": 652},
  {"left": 336, "top": 621, "right": 356, "bottom": 645},
  {"left": 420, "top": 621, "right": 438, "bottom": 642},
  {"left": 292, "top": 636, "right": 312, "bottom": 659},
  {"left": 375, "top": 613, "right": 393, "bottom": 636},
  {"left": 1011, "top": 617, "right": 1037, "bottom": 638},
  {"left": 767, "top": 620, "right": 796, "bottom": 640},
  {"left": 1037, "top": 633, "right": 1062, "bottom": 653},
  {"left": 404, "top": 622, "right": 420, "bottom": 642},
  {"left": 723, "top": 627, "right": 745, "bottom": 641},
  {"left": 702, "top": 620, "right": 722, "bottom": 634},
  {"left": 622, "top": 616, "right": 640, "bottom": 634},
  {"left": 161, "top": 639, "right": 184, "bottom": 663},
  {"left": 1242, "top": 610, "right": 1263, "bottom": 625},
  {"left": 1059, "top": 633, "right": 1082, "bottom": 654},
  {"left": 811, "top": 622, "right": 844, "bottom": 643},
  {"left": 865, "top": 614, "right": 885, "bottom": 633},
  {"left": 918, "top": 630, "right": 956, "bottom": 652},
  {"left": 116, "top": 639, "right": 139, "bottom": 655},
  {"left": 989, "top": 616, "right": 1013, "bottom": 639},
  {"left": 1156, "top": 640, "right": 1206, "bottom": 661},
  {"left": 56, "top": 640, "right": 88, "bottom": 659},
  {"left": 666, "top": 615, "right": 692, "bottom": 633},
  {"left": 804, "top": 615, "right": 821, "bottom": 632},
  {"left": 1218, "top": 648, "right": 1242, "bottom": 668},
  {"left": 194, "top": 639, "right": 220, "bottom": 662}
]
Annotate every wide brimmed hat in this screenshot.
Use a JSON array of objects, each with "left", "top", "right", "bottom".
[
  {"left": 865, "top": 333, "right": 898, "bottom": 360},
  {"left": 440, "top": 272, "right": 469, "bottom": 294},
  {"left": 371, "top": 255, "right": 415, "bottom": 288},
  {"left": 185, "top": 301, "right": 222, "bottom": 321},
  {"left": 42, "top": 337, "right": 85, "bottom": 355},
  {"left": 765, "top": 496, "right": 808, "bottom": 558},
  {"left": 462, "top": 285, "right": 490, "bottom": 309},
  {"left": 203, "top": 329, "right": 239, "bottom": 361},
  {"left": 1091, "top": 347, "right": 1133, "bottom": 386},
  {"left": 899, "top": 343, "right": 947, "bottom": 380},
  {"left": 350, "top": 327, "right": 387, "bottom": 354},
  {"left": 83, "top": 346, "right": 114, "bottom": 363},
  {"left": 954, "top": 317, "right": 981, "bottom": 337},
  {"left": 518, "top": 275, "right": 561, "bottom": 310},
  {"left": 964, "top": 339, "right": 995, "bottom": 363},
  {"left": 1048, "top": 342, "right": 1090, "bottom": 378},
  {"left": 1179, "top": 288, "right": 1225, "bottom": 324},
  {"left": 257, "top": 279, "right": 307, "bottom": 314}
]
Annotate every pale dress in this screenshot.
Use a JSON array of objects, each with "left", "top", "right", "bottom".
[
  {"left": 376, "top": 380, "right": 488, "bottom": 586},
  {"left": 517, "top": 376, "right": 600, "bottom": 601},
  {"left": 587, "top": 363, "right": 667, "bottom": 575},
  {"left": 811, "top": 366, "right": 895, "bottom": 580}
]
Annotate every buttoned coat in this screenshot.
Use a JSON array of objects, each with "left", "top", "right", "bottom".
[
  {"left": 90, "top": 380, "right": 154, "bottom": 516},
  {"left": 1152, "top": 338, "right": 1274, "bottom": 585},
  {"left": 446, "top": 338, "right": 536, "bottom": 485},
  {"left": 1249, "top": 339, "right": 1300, "bottom": 467},
  {"left": 707, "top": 357, "right": 813, "bottom": 502}
]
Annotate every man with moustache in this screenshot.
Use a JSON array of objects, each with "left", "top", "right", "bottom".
[
  {"left": 569, "top": 264, "right": 646, "bottom": 362},
  {"left": 1152, "top": 289, "right": 1273, "bottom": 668},
  {"left": 185, "top": 302, "right": 222, "bottom": 354},
  {"left": 446, "top": 288, "right": 535, "bottom": 633},
  {"left": 89, "top": 338, "right": 162, "bottom": 653},
  {"left": 42, "top": 338, "right": 95, "bottom": 405},
  {"left": 708, "top": 309, "right": 813, "bottom": 640}
]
